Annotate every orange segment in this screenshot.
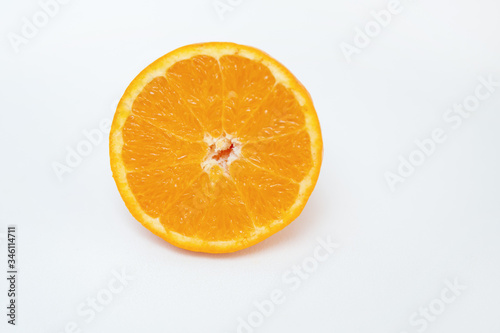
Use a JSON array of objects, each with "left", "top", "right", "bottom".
[
  {"left": 230, "top": 160, "right": 300, "bottom": 227},
  {"left": 110, "top": 42, "right": 323, "bottom": 253},
  {"left": 122, "top": 115, "right": 206, "bottom": 171},
  {"left": 132, "top": 76, "right": 204, "bottom": 141},
  {"left": 161, "top": 168, "right": 254, "bottom": 242},
  {"left": 241, "top": 130, "right": 313, "bottom": 183},
  {"left": 165, "top": 55, "right": 223, "bottom": 138},
  {"left": 238, "top": 83, "right": 306, "bottom": 140},
  {"left": 127, "top": 165, "right": 202, "bottom": 218},
  {"left": 219, "top": 55, "right": 276, "bottom": 136}
]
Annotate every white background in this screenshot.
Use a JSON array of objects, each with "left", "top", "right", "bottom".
[{"left": 1, "top": 0, "right": 500, "bottom": 332}]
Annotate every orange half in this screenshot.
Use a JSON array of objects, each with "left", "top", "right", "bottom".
[{"left": 110, "top": 42, "right": 323, "bottom": 253}]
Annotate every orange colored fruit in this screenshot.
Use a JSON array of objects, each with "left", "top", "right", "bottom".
[{"left": 110, "top": 42, "right": 322, "bottom": 253}]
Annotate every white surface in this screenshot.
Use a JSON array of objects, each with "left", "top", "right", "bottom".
[{"left": 1, "top": 0, "right": 500, "bottom": 332}]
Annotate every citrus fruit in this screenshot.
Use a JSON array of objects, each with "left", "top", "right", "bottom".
[{"left": 110, "top": 42, "right": 322, "bottom": 253}]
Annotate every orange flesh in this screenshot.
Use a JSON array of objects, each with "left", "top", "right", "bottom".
[{"left": 120, "top": 54, "right": 313, "bottom": 243}]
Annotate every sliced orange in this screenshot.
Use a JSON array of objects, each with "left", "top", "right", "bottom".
[{"left": 110, "top": 42, "right": 323, "bottom": 253}]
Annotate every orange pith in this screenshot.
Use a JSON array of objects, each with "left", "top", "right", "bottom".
[{"left": 110, "top": 42, "right": 323, "bottom": 253}]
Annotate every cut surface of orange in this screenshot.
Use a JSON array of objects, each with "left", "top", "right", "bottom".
[{"left": 110, "top": 42, "right": 323, "bottom": 253}]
